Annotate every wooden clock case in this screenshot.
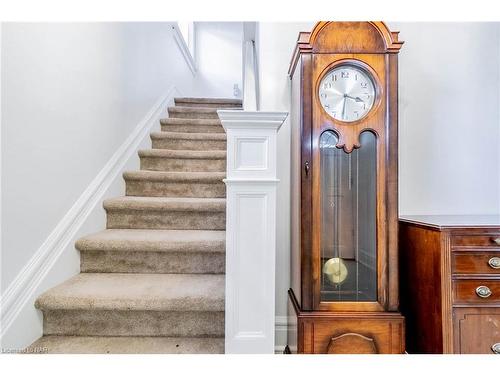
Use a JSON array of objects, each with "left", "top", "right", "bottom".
[{"left": 286, "top": 22, "right": 405, "bottom": 354}]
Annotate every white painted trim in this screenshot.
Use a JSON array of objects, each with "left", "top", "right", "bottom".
[
  {"left": 242, "top": 40, "right": 258, "bottom": 111},
  {"left": 172, "top": 23, "right": 197, "bottom": 75},
  {"left": 219, "top": 111, "right": 288, "bottom": 184},
  {"left": 218, "top": 110, "right": 287, "bottom": 127},
  {"left": 0, "top": 85, "right": 180, "bottom": 339},
  {"left": 0, "top": 24, "right": 3, "bottom": 308},
  {"left": 219, "top": 110, "right": 287, "bottom": 354},
  {"left": 275, "top": 345, "right": 286, "bottom": 354},
  {"left": 188, "top": 22, "right": 196, "bottom": 62},
  {"left": 275, "top": 315, "right": 288, "bottom": 354},
  {"left": 275, "top": 315, "right": 288, "bottom": 327},
  {"left": 241, "top": 23, "right": 259, "bottom": 111},
  {"left": 224, "top": 185, "right": 276, "bottom": 353},
  {"left": 224, "top": 179, "right": 280, "bottom": 184}
]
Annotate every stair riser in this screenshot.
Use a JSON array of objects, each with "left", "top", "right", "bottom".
[
  {"left": 106, "top": 210, "right": 225, "bottom": 230},
  {"left": 126, "top": 180, "right": 226, "bottom": 198},
  {"left": 42, "top": 310, "right": 224, "bottom": 337},
  {"left": 152, "top": 138, "right": 226, "bottom": 150},
  {"left": 168, "top": 111, "right": 219, "bottom": 120},
  {"left": 80, "top": 250, "right": 225, "bottom": 274},
  {"left": 161, "top": 124, "right": 225, "bottom": 133},
  {"left": 140, "top": 157, "right": 226, "bottom": 172},
  {"left": 27, "top": 336, "right": 225, "bottom": 354}
]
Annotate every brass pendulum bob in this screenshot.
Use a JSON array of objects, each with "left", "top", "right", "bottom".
[{"left": 323, "top": 257, "right": 348, "bottom": 285}]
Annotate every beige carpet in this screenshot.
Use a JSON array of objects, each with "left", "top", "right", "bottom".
[{"left": 27, "top": 97, "right": 241, "bottom": 354}]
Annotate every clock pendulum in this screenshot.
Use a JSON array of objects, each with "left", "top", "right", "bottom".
[{"left": 323, "top": 257, "right": 348, "bottom": 285}]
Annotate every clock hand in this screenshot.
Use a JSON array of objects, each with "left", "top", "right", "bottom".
[
  {"left": 341, "top": 94, "right": 347, "bottom": 120},
  {"left": 345, "top": 94, "right": 364, "bottom": 103}
]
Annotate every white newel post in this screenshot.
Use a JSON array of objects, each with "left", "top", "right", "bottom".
[{"left": 218, "top": 110, "right": 288, "bottom": 354}]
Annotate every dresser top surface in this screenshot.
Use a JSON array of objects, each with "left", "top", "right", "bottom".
[{"left": 399, "top": 215, "right": 500, "bottom": 229}]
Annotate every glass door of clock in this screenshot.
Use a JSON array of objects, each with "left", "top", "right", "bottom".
[{"left": 319, "top": 130, "right": 377, "bottom": 302}]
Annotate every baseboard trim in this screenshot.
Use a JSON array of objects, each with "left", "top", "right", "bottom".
[
  {"left": 276, "top": 315, "right": 288, "bottom": 327},
  {"left": 275, "top": 315, "right": 288, "bottom": 354},
  {"left": 0, "top": 85, "right": 179, "bottom": 339},
  {"left": 275, "top": 345, "right": 286, "bottom": 354}
]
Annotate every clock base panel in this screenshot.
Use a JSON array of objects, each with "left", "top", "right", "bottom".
[{"left": 287, "top": 289, "right": 405, "bottom": 354}]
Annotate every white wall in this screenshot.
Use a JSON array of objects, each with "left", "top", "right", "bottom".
[
  {"left": 392, "top": 22, "right": 500, "bottom": 215},
  {"left": 194, "top": 22, "right": 243, "bottom": 99},
  {"left": 256, "top": 22, "right": 500, "bottom": 350},
  {"left": 1, "top": 22, "right": 196, "bottom": 348}
]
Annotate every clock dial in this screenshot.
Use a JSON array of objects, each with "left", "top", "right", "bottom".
[{"left": 318, "top": 65, "right": 376, "bottom": 122}]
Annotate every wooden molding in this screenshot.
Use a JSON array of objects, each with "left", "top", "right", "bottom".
[
  {"left": 288, "top": 32, "right": 312, "bottom": 77},
  {"left": 326, "top": 333, "right": 377, "bottom": 354},
  {"left": 288, "top": 21, "right": 404, "bottom": 77},
  {"left": 440, "top": 231, "right": 454, "bottom": 353},
  {"left": 309, "top": 21, "right": 403, "bottom": 53}
]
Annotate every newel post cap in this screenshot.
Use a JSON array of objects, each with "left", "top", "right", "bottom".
[{"left": 217, "top": 110, "right": 288, "bottom": 130}]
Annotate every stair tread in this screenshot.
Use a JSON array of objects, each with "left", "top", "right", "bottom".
[
  {"left": 28, "top": 335, "right": 224, "bottom": 354},
  {"left": 151, "top": 131, "right": 226, "bottom": 140},
  {"left": 76, "top": 229, "right": 225, "bottom": 252},
  {"left": 160, "top": 118, "right": 221, "bottom": 126},
  {"left": 139, "top": 149, "right": 226, "bottom": 159},
  {"left": 124, "top": 170, "right": 225, "bottom": 182},
  {"left": 168, "top": 106, "right": 220, "bottom": 114},
  {"left": 103, "top": 196, "right": 226, "bottom": 211},
  {"left": 175, "top": 97, "right": 242, "bottom": 105},
  {"left": 35, "top": 273, "right": 225, "bottom": 311}
]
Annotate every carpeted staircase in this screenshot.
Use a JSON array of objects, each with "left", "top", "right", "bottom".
[{"left": 27, "top": 97, "right": 242, "bottom": 354}]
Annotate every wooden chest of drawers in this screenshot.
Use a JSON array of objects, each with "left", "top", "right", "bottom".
[{"left": 399, "top": 215, "right": 500, "bottom": 354}]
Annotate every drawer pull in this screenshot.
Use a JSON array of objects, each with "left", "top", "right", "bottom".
[
  {"left": 492, "top": 343, "right": 500, "bottom": 354},
  {"left": 489, "top": 257, "right": 500, "bottom": 269},
  {"left": 493, "top": 238, "right": 500, "bottom": 246},
  {"left": 476, "top": 285, "right": 492, "bottom": 298}
]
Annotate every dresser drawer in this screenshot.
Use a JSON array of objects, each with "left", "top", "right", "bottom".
[
  {"left": 452, "top": 252, "right": 500, "bottom": 275},
  {"left": 453, "top": 307, "right": 500, "bottom": 354},
  {"left": 453, "top": 280, "right": 500, "bottom": 304},
  {"left": 452, "top": 234, "right": 500, "bottom": 248}
]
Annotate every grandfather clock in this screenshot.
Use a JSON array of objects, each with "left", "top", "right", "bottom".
[{"left": 287, "top": 22, "right": 405, "bottom": 354}]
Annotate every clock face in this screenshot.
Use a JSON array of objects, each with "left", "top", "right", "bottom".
[{"left": 318, "top": 65, "right": 376, "bottom": 122}]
